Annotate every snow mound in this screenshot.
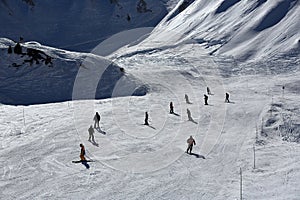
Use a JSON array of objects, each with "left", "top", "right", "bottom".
[
  {"left": 261, "top": 100, "right": 300, "bottom": 143},
  {"left": 0, "top": 39, "right": 148, "bottom": 105}
]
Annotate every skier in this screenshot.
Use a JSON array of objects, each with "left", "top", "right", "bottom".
[
  {"left": 88, "top": 125, "right": 95, "bottom": 142},
  {"left": 186, "top": 136, "right": 196, "bottom": 154},
  {"left": 144, "top": 111, "right": 149, "bottom": 125},
  {"left": 207, "top": 87, "right": 211, "bottom": 95},
  {"left": 185, "top": 94, "right": 191, "bottom": 104},
  {"left": 225, "top": 92, "right": 230, "bottom": 103},
  {"left": 187, "top": 108, "right": 192, "bottom": 121},
  {"left": 170, "top": 102, "right": 174, "bottom": 114},
  {"left": 93, "top": 112, "right": 100, "bottom": 128},
  {"left": 79, "top": 144, "right": 86, "bottom": 161},
  {"left": 204, "top": 94, "right": 208, "bottom": 105}
]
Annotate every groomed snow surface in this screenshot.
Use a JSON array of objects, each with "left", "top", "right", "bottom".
[
  {"left": 1, "top": 41, "right": 300, "bottom": 199},
  {"left": 1, "top": 0, "right": 300, "bottom": 199}
]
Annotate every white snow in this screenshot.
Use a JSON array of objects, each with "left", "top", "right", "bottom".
[{"left": 1, "top": 0, "right": 300, "bottom": 199}]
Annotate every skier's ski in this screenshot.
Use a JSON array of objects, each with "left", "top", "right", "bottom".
[{"left": 72, "top": 160, "right": 94, "bottom": 163}]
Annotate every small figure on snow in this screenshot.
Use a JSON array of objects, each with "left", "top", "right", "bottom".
[
  {"left": 93, "top": 112, "right": 100, "bottom": 128},
  {"left": 79, "top": 144, "right": 86, "bottom": 161},
  {"left": 88, "top": 125, "right": 95, "bottom": 142},
  {"left": 225, "top": 92, "right": 230, "bottom": 103},
  {"left": 187, "top": 108, "right": 192, "bottom": 121},
  {"left": 144, "top": 111, "right": 149, "bottom": 125},
  {"left": 186, "top": 136, "right": 196, "bottom": 154},
  {"left": 207, "top": 87, "right": 211, "bottom": 95},
  {"left": 185, "top": 94, "right": 191, "bottom": 104},
  {"left": 204, "top": 94, "right": 208, "bottom": 105},
  {"left": 170, "top": 102, "right": 174, "bottom": 114}
]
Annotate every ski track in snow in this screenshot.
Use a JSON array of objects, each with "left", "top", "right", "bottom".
[{"left": 1, "top": 43, "right": 300, "bottom": 199}]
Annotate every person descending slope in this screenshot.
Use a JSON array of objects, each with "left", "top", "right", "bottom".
[
  {"left": 185, "top": 94, "right": 191, "bottom": 104},
  {"left": 187, "top": 108, "right": 192, "bottom": 121},
  {"left": 204, "top": 94, "right": 208, "bottom": 105},
  {"left": 144, "top": 111, "right": 149, "bottom": 125},
  {"left": 88, "top": 125, "right": 95, "bottom": 142},
  {"left": 225, "top": 92, "right": 230, "bottom": 103},
  {"left": 186, "top": 136, "right": 196, "bottom": 154},
  {"left": 207, "top": 87, "right": 211, "bottom": 95},
  {"left": 79, "top": 144, "right": 86, "bottom": 161},
  {"left": 170, "top": 102, "right": 174, "bottom": 114},
  {"left": 94, "top": 112, "right": 100, "bottom": 128}
]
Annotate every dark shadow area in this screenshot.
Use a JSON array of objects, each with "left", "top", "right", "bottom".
[
  {"left": 226, "top": 101, "right": 235, "bottom": 104},
  {"left": 81, "top": 161, "right": 90, "bottom": 169},
  {"left": 95, "top": 127, "right": 106, "bottom": 135},
  {"left": 188, "top": 118, "right": 198, "bottom": 124},
  {"left": 147, "top": 125, "right": 156, "bottom": 130},
  {"left": 215, "top": 0, "right": 241, "bottom": 14},
  {"left": 89, "top": 139, "right": 99, "bottom": 147},
  {"left": 253, "top": 0, "right": 297, "bottom": 32},
  {"left": 172, "top": 112, "right": 180, "bottom": 116},
  {"left": 0, "top": 1, "right": 168, "bottom": 52},
  {"left": 142, "top": 124, "right": 156, "bottom": 130},
  {"left": 190, "top": 153, "right": 206, "bottom": 159}
]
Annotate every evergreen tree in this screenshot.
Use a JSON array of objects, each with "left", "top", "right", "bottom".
[
  {"left": 8, "top": 45, "right": 12, "bottom": 54},
  {"left": 14, "top": 43, "right": 22, "bottom": 54}
]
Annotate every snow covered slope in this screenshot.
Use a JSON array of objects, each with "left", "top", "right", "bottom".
[
  {"left": 1, "top": 0, "right": 300, "bottom": 199},
  {"left": 0, "top": 0, "right": 175, "bottom": 51},
  {"left": 1, "top": 40, "right": 300, "bottom": 199},
  {"left": 0, "top": 38, "right": 147, "bottom": 105},
  {"left": 139, "top": 0, "right": 300, "bottom": 61}
]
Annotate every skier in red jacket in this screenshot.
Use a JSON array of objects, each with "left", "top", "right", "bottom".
[{"left": 80, "top": 144, "right": 86, "bottom": 161}]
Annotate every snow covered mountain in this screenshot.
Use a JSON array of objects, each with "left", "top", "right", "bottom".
[
  {"left": 0, "top": 0, "right": 175, "bottom": 51},
  {"left": 1, "top": 0, "right": 300, "bottom": 199},
  {"left": 0, "top": 38, "right": 148, "bottom": 105},
  {"left": 138, "top": 0, "right": 300, "bottom": 61}
]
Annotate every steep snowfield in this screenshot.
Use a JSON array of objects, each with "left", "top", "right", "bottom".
[
  {"left": 139, "top": 0, "right": 300, "bottom": 61},
  {"left": 1, "top": 0, "right": 300, "bottom": 199},
  {"left": 0, "top": 38, "right": 147, "bottom": 105},
  {"left": 0, "top": 0, "right": 175, "bottom": 51}
]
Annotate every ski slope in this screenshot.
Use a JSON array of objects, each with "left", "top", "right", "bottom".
[
  {"left": 1, "top": 0, "right": 300, "bottom": 199},
  {"left": 1, "top": 40, "right": 300, "bottom": 199}
]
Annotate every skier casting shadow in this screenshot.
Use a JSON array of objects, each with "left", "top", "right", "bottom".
[
  {"left": 225, "top": 93, "right": 235, "bottom": 104},
  {"left": 143, "top": 111, "right": 156, "bottom": 129},
  {"left": 189, "top": 153, "right": 205, "bottom": 159},
  {"left": 169, "top": 102, "right": 180, "bottom": 116},
  {"left": 80, "top": 144, "right": 90, "bottom": 169},
  {"left": 185, "top": 94, "right": 192, "bottom": 104},
  {"left": 95, "top": 127, "right": 106, "bottom": 135},
  {"left": 187, "top": 109, "right": 197, "bottom": 124},
  {"left": 186, "top": 136, "right": 196, "bottom": 154},
  {"left": 88, "top": 125, "right": 99, "bottom": 147}
]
